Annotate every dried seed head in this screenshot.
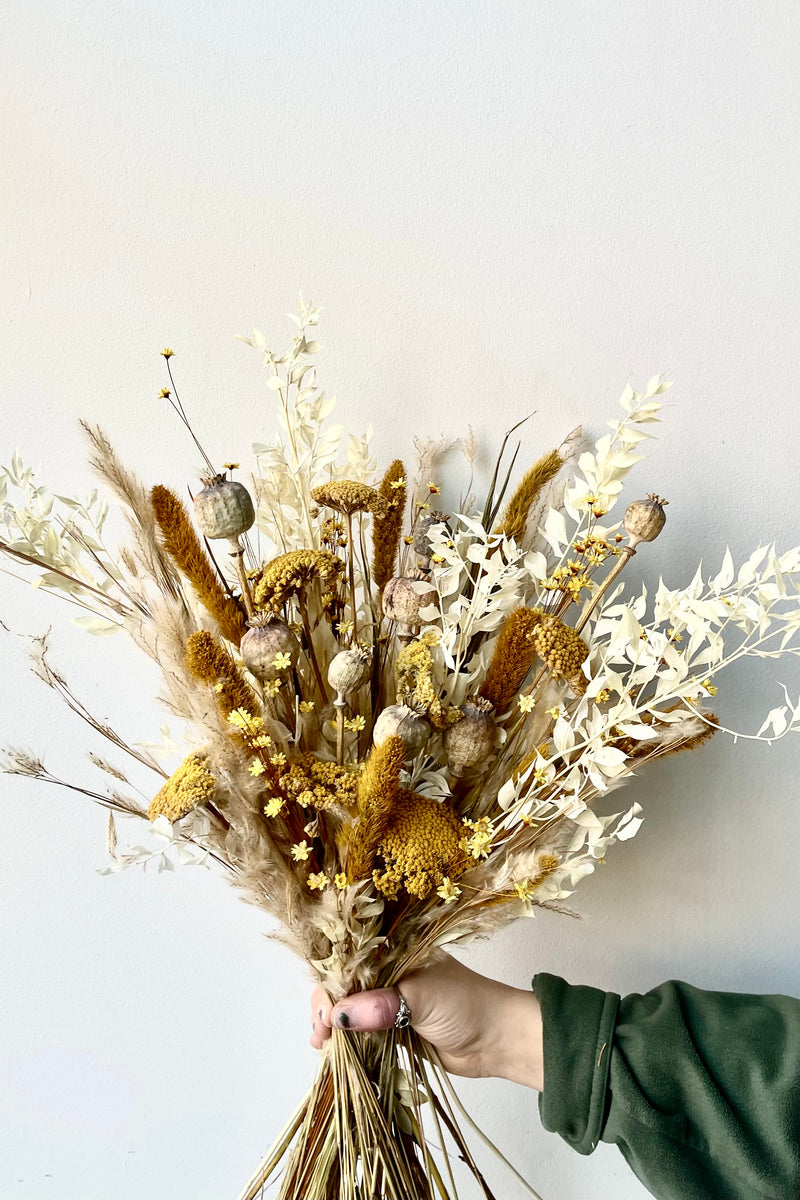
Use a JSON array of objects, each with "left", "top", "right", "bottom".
[
  {"left": 382, "top": 573, "right": 436, "bottom": 626},
  {"left": 240, "top": 615, "right": 300, "bottom": 680},
  {"left": 442, "top": 695, "right": 496, "bottom": 777},
  {"left": 372, "top": 704, "right": 430, "bottom": 754},
  {"left": 327, "top": 647, "right": 372, "bottom": 695},
  {"left": 311, "top": 480, "right": 388, "bottom": 517},
  {"left": 530, "top": 616, "right": 589, "bottom": 694},
  {"left": 194, "top": 478, "right": 255, "bottom": 540},
  {"left": 624, "top": 494, "right": 668, "bottom": 549},
  {"left": 413, "top": 511, "right": 450, "bottom": 557}
]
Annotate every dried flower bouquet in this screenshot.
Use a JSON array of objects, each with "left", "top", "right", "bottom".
[{"left": 3, "top": 299, "right": 800, "bottom": 1200}]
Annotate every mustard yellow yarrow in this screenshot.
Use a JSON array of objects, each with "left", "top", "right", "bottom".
[
  {"left": 372, "top": 791, "right": 468, "bottom": 900},
  {"left": 311, "top": 480, "right": 388, "bottom": 518},
  {"left": 148, "top": 753, "right": 215, "bottom": 822}
]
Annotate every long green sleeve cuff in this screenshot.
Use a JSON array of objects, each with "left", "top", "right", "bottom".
[{"left": 533, "top": 972, "right": 800, "bottom": 1200}]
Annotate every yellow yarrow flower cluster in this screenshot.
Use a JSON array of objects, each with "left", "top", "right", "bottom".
[
  {"left": 307, "top": 872, "right": 330, "bottom": 891},
  {"left": 277, "top": 752, "right": 359, "bottom": 810},
  {"left": 311, "top": 479, "right": 388, "bottom": 518},
  {"left": 148, "top": 753, "right": 215, "bottom": 822},
  {"left": 372, "top": 791, "right": 468, "bottom": 900},
  {"left": 531, "top": 616, "right": 589, "bottom": 687},
  {"left": 253, "top": 549, "right": 344, "bottom": 613},
  {"left": 395, "top": 640, "right": 462, "bottom": 730}
]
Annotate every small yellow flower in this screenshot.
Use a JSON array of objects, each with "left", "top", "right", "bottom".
[
  {"left": 307, "top": 871, "right": 329, "bottom": 891},
  {"left": 227, "top": 707, "right": 262, "bottom": 730},
  {"left": 428, "top": 482, "right": 441, "bottom": 494},
  {"left": 251, "top": 733, "right": 273, "bottom": 747},
  {"left": 390, "top": 477, "right": 407, "bottom": 490},
  {"left": 430, "top": 554, "right": 445, "bottom": 564},
  {"left": 344, "top": 715, "right": 366, "bottom": 732},
  {"left": 263, "top": 679, "right": 282, "bottom": 698},
  {"left": 248, "top": 758, "right": 266, "bottom": 777},
  {"left": 222, "top": 461, "right": 239, "bottom": 470},
  {"left": 161, "top": 348, "right": 174, "bottom": 358},
  {"left": 291, "top": 840, "right": 311, "bottom": 862},
  {"left": 337, "top": 619, "right": 355, "bottom": 638},
  {"left": 272, "top": 651, "right": 293, "bottom": 671},
  {"left": 518, "top": 694, "right": 536, "bottom": 713},
  {"left": 270, "top": 752, "right": 287, "bottom": 767},
  {"left": 595, "top": 688, "right": 611, "bottom": 704},
  {"left": 264, "top": 796, "right": 284, "bottom": 818},
  {"left": 403, "top": 535, "right": 414, "bottom": 545},
  {"left": 701, "top": 679, "right": 718, "bottom": 696},
  {"left": 436, "top": 877, "right": 461, "bottom": 903},
  {"left": 546, "top": 705, "right": 563, "bottom": 719},
  {"left": 514, "top": 880, "right": 536, "bottom": 901},
  {"left": 533, "top": 767, "right": 550, "bottom": 786},
  {"left": 419, "top": 627, "right": 441, "bottom": 647},
  {"left": 334, "top": 872, "right": 348, "bottom": 890},
  {"left": 158, "top": 387, "right": 171, "bottom": 398},
  {"left": 213, "top": 681, "right": 225, "bottom": 693},
  {"left": 299, "top": 700, "right": 315, "bottom": 713}
]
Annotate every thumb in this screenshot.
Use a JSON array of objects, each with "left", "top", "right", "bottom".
[{"left": 330, "top": 987, "right": 401, "bottom": 1032}]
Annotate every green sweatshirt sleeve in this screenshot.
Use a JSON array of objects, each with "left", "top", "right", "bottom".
[{"left": 533, "top": 972, "right": 800, "bottom": 1200}]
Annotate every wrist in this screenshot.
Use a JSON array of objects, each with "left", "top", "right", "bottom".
[{"left": 486, "top": 983, "right": 544, "bottom": 1092}]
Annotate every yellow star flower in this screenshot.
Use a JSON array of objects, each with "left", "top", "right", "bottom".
[
  {"left": 264, "top": 796, "right": 284, "bottom": 818},
  {"left": 158, "top": 387, "right": 171, "bottom": 398},
  {"left": 307, "top": 872, "right": 329, "bottom": 891},
  {"left": 344, "top": 715, "right": 366, "bottom": 732},
  {"left": 248, "top": 758, "right": 266, "bottom": 777},
  {"left": 291, "top": 841, "right": 311, "bottom": 862},
  {"left": 518, "top": 694, "right": 536, "bottom": 713},
  {"left": 272, "top": 651, "right": 293, "bottom": 671},
  {"left": 161, "top": 348, "right": 174, "bottom": 358},
  {"left": 514, "top": 880, "right": 536, "bottom": 901},
  {"left": 436, "top": 877, "right": 461, "bottom": 903},
  {"left": 334, "top": 872, "right": 348, "bottom": 890}
]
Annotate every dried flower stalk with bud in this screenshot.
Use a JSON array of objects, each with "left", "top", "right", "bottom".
[{"left": 2, "top": 304, "right": 799, "bottom": 1200}]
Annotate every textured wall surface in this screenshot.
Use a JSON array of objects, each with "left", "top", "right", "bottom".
[{"left": 2, "top": 3, "right": 798, "bottom": 1198}]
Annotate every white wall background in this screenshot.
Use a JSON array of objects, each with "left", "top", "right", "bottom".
[{"left": 1, "top": 2, "right": 798, "bottom": 1198}]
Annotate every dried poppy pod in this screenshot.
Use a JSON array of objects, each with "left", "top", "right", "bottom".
[
  {"left": 194, "top": 475, "right": 255, "bottom": 540},
  {"left": 443, "top": 695, "right": 495, "bottom": 777},
  {"left": 194, "top": 473, "right": 256, "bottom": 618},
  {"left": 328, "top": 647, "right": 372, "bottom": 765},
  {"left": 372, "top": 704, "right": 429, "bottom": 755},
  {"left": 383, "top": 573, "right": 436, "bottom": 644},
  {"left": 624, "top": 494, "right": 668, "bottom": 549},
  {"left": 327, "top": 647, "right": 372, "bottom": 696},
  {"left": 240, "top": 613, "right": 299, "bottom": 680},
  {"left": 413, "top": 510, "right": 450, "bottom": 559}
]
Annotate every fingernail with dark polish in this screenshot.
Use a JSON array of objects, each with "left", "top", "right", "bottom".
[
  {"left": 337, "top": 1010, "right": 352, "bottom": 1028},
  {"left": 318, "top": 1008, "right": 323, "bottom": 1020}
]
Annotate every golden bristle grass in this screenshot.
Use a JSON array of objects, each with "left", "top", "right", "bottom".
[
  {"left": 479, "top": 608, "right": 540, "bottom": 713},
  {"left": 151, "top": 484, "right": 247, "bottom": 645},
  {"left": 372, "top": 459, "right": 407, "bottom": 590},
  {"left": 347, "top": 735, "right": 405, "bottom": 881},
  {"left": 185, "top": 630, "right": 258, "bottom": 718},
  {"left": 495, "top": 448, "right": 563, "bottom": 543}
]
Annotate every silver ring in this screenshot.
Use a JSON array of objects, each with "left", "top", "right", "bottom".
[{"left": 394, "top": 989, "right": 412, "bottom": 1029}]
